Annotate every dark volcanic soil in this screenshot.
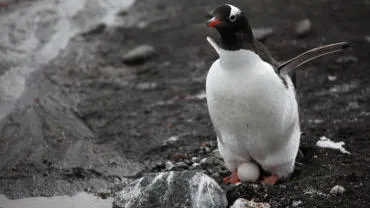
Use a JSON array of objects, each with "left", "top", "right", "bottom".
[{"left": 0, "top": 0, "right": 369, "bottom": 207}]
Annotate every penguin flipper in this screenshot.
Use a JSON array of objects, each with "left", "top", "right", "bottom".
[
  {"left": 277, "top": 42, "right": 349, "bottom": 76},
  {"left": 207, "top": 36, "right": 220, "bottom": 55}
]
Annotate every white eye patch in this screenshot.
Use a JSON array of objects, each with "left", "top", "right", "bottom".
[{"left": 227, "top": 4, "right": 241, "bottom": 19}]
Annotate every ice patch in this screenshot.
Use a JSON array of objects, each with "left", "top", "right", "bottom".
[{"left": 316, "top": 136, "right": 351, "bottom": 154}]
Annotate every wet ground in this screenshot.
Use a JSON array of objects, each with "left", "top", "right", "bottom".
[{"left": 0, "top": 0, "right": 369, "bottom": 207}]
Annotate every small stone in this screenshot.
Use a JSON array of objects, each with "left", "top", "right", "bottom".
[
  {"left": 191, "top": 156, "right": 200, "bottom": 163},
  {"left": 204, "top": 146, "right": 211, "bottom": 153},
  {"left": 200, "top": 157, "right": 216, "bottom": 166},
  {"left": 192, "top": 162, "right": 200, "bottom": 167},
  {"left": 295, "top": 19, "right": 312, "bottom": 38},
  {"left": 165, "top": 161, "right": 175, "bottom": 170},
  {"left": 328, "top": 75, "right": 337, "bottom": 81},
  {"left": 184, "top": 159, "right": 192, "bottom": 165},
  {"left": 279, "top": 184, "right": 287, "bottom": 189},
  {"left": 113, "top": 176, "right": 122, "bottom": 184},
  {"left": 211, "top": 172, "right": 220, "bottom": 178},
  {"left": 292, "top": 200, "right": 303, "bottom": 207},
  {"left": 170, "top": 152, "right": 186, "bottom": 161},
  {"left": 83, "top": 23, "right": 107, "bottom": 36},
  {"left": 122, "top": 45, "right": 156, "bottom": 65},
  {"left": 200, "top": 158, "right": 207, "bottom": 165},
  {"left": 231, "top": 198, "right": 271, "bottom": 208},
  {"left": 212, "top": 149, "right": 222, "bottom": 159},
  {"left": 330, "top": 185, "right": 345, "bottom": 195},
  {"left": 136, "top": 82, "right": 157, "bottom": 90},
  {"left": 335, "top": 56, "right": 358, "bottom": 64},
  {"left": 175, "top": 162, "right": 188, "bottom": 169},
  {"left": 252, "top": 27, "right": 274, "bottom": 40},
  {"left": 137, "top": 21, "right": 149, "bottom": 29},
  {"left": 365, "top": 36, "right": 370, "bottom": 43},
  {"left": 142, "top": 82, "right": 158, "bottom": 91}
]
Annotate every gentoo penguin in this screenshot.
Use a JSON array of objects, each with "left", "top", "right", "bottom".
[{"left": 206, "top": 4, "right": 348, "bottom": 184}]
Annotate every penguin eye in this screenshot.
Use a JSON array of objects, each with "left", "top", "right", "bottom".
[{"left": 229, "top": 15, "right": 236, "bottom": 22}]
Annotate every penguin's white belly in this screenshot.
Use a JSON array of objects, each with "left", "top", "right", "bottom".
[{"left": 206, "top": 54, "right": 300, "bottom": 177}]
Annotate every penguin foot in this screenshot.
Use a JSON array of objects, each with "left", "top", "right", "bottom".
[
  {"left": 223, "top": 169, "right": 240, "bottom": 184},
  {"left": 261, "top": 174, "right": 279, "bottom": 185}
]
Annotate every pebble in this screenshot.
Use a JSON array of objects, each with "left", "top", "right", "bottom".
[
  {"left": 330, "top": 185, "right": 345, "bottom": 195},
  {"left": 175, "top": 162, "right": 188, "bottom": 169},
  {"left": 204, "top": 146, "right": 211, "bottom": 153},
  {"left": 200, "top": 157, "right": 217, "bottom": 166},
  {"left": 122, "top": 45, "right": 156, "bottom": 65},
  {"left": 136, "top": 82, "right": 157, "bottom": 90},
  {"left": 231, "top": 198, "right": 271, "bottom": 208},
  {"left": 335, "top": 56, "right": 358, "bottom": 64},
  {"left": 292, "top": 200, "right": 303, "bottom": 207},
  {"left": 212, "top": 149, "right": 222, "bottom": 159},
  {"left": 191, "top": 156, "right": 200, "bottom": 163},
  {"left": 328, "top": 75, "right": 337, "bottom": 81},
  {"left": 199, "top": 146, "right": 212, "bottom": 154},
  {"left": 252, "top": 27, "right": 274, "bottom": 40},
  {"left": 279, "top": 184, "right": 287, "bottom": 189},
  {"left": 165, "top": 161, "right": 175, "bottom": 170},
  {"left": 192, "top": 162, "right": 200, "bottom": 168},
  {"left": 184, "top": 159, "right": 192, "bottom": 165},
  {"left": 295, "top": 19, "right": 312, "bottom": 37},
  {"left": 365, "top": 36, "right": 370, "bottom": 43}
]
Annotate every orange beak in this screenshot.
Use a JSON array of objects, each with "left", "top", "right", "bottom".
[{"left": 207, "top": 17, "right": 221, "bottom": 27}]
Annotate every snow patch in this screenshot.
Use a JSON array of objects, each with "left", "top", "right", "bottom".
[
  {"left": 0, "top": 192, "right": 113, "bottom": 208},
  {"left": 316, "top": 136, "right": 351, "bottom": 154}
]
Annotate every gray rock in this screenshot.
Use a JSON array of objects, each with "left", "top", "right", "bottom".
[
  {"left": 252, "top": 27, "right": 274, "bottom": 40},
  {"left": 122, "top": 45, "right": 157, "bottom": 65},
  {"left": 175, "top": 161, "right": 189, "bottom": 169},
  {"left": 113, "top": 171, "right": 227, "bottom": 208},
  {"left": 212, "top": 149, "right": 222, "bottom": 159},
  {"left": 295, "top": 19, "right": 312, "bottom": 37}
]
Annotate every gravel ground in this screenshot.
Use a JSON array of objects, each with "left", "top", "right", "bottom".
[{"left": 0, "top": 0, "right": 369, "bottom": 207}]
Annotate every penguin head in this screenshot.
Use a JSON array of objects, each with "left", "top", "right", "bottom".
[
  {"left": 207, "top": 4, "right": 246, "bottom": 34},
  {"left": 207, "top": 4, "right": 254, "bottom": 50}
]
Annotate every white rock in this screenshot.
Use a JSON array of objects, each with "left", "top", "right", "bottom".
[
  {"left": 122, "top": 45, "right": 156, "bottom": 65},
  {"left": 328, "top": 75, "right": 337, "bottom": 81},
  {"left": 199, "top": 158, "right": 207, "bottom": 165},
  {"left": 292, "top": 200, "right": 303, "bottom": 207},
  {"left": 231, "top": 198, "right": 270, "bottom": 208},
  {"left": 191, "top": 156, "right": 200, "bottom": 163},
  {"left": 330, "top": 185, "right": 345, "bottom": 195},
  {"left": 295, "top": 19, "right": 312, "bottom": 37}
]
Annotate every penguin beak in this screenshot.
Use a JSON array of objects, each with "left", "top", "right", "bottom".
[{"left": 207, "top": 17, "right": 222, "bottom": 27}]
